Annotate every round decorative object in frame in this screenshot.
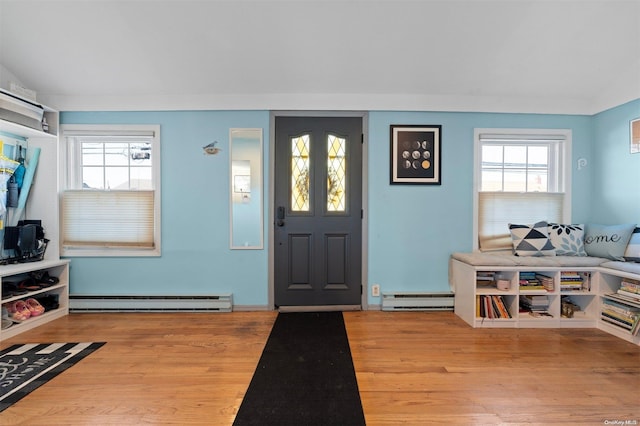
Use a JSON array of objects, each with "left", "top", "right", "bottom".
[{"left": 390, "top": 125, "right": 442, "bottom": 185}]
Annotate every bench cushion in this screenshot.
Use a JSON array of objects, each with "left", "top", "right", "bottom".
[
  {"left": 600, "top": 261, "right": 640, "bottom": 276},
  {"left": 451, "top": 251, "right": 607, "bottom": 268}
]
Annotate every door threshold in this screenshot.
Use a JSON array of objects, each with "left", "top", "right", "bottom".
[{"left": 278, "top": 305, "right": 361, "bottom": 313}]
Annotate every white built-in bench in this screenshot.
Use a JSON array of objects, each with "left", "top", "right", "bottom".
[{"left": 450, "top": 251, "right": 640, "bottom": 346}]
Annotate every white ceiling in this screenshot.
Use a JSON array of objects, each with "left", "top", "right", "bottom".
[{"left": 1, "top": 0, "right": 639, "bottom": 114}]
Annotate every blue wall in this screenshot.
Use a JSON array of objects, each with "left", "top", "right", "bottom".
[
  {"left": 61, "top": 111, "right": 270, "bottom": 306},
  {"left": 367, "top": 111, "right": 592, "bottom": 297},
  {"left": 61, "top": 107, "right": 618, "bottom": 307},
  {"left": 590, "top": 99, "right": 640, "bottom": 224}
]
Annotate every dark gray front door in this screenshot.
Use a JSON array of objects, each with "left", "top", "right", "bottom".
[{"left": 274, "top": 117, "right": 363, "bottom": 308}]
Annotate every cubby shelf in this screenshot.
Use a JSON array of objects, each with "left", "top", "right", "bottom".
[
  {"left": 452, "top": 259, "right": 640, "bottom": 345},
  {"left": 1, "top": 104, "right": 68, "bottom": 341}
]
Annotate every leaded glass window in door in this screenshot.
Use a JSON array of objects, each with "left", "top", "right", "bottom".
[
  {"left": 327, "top": 134, "right": 346, "bottom": 212},
  {"left": 291, "top": 135, "right": 310, "bottom": 211}
]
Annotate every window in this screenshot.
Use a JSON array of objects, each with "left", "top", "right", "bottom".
[
  {"left": 61, "top": 125, "right": 161, "bottom": 256},
  {"left": 474, "top": 129, "right": 571, "bottom": 251}
]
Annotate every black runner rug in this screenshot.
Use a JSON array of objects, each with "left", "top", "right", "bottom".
[
  {"left": 233, "top": 311, "right": 365, "bottom": 426},
  {"left": 0, "top": 342, "right": 106, "bottom": 412}
]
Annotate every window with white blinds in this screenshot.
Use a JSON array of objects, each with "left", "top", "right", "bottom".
[
  {"left": 474, "top": 129, "right": 571, "bottom": 251},
  {"left": 61, "top": 125, "right": 161, "bottom": 256},
  {"left": 62, "top": 190, "right": 155, "bottom": 248}
]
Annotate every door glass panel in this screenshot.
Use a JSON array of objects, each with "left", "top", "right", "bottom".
[
  {"left": 327, "top": 134, "right": 346, "bottom": 212},
  {"left": 291, "top": 134, "right": 310, "bottom": 211}
]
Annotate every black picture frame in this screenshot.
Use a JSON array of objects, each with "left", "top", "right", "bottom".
[{"left": 390, "top": 125, "right": 441, "bottom": 185}]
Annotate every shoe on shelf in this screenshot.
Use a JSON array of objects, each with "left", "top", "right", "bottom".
[
  {"left": 1, "top": 307, "right": 12, "bottom": 329},
  {"left": 18, "top": 278, "right": 42, "bottom": 292},
  {"left": 7, "top": 300, "right": 31, "bottom": 321},
  {"left": 35, "top": 294, "right": 59, "bottom": 311},
  {"left": 26, "top": 298, "right": 45, "bottom": 316},
  {"left": 29, "top": 270, "right": 60, "bottom": 287},
  {"left": 2, "top": 281, "right": 29, "bottom": 299}
]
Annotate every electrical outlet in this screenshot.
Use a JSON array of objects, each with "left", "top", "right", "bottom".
[{"left": 371, "top": 284, "right": 380, "bottom": 297}]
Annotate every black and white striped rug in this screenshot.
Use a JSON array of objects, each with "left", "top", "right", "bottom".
[{"left": 0, "top": 342, "right": 105, "bottom": 412}]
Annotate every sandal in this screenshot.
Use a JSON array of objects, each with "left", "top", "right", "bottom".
[
  {"left": 18, "top": 278, "right": 42, "bottom": 291},
  {"left": 29, "top": 270, "right": 60, "bottom": 287},
  {"left": 25, "top": 298, "right": 45, "bottom": 316},
  {"left": 7, "top": 300, "right": 31, "bottom": 321}
]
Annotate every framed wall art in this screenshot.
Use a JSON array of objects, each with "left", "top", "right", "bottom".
[
  {"left": 631, "top": 117, "right": 640, "bottom": 154},
  {"left": 390, "top": 124, "right": 441, "bottom": 185}
]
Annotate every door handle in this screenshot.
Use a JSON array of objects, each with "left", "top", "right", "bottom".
[{"left": 276, "top": 206, "right": 285, "bottom": 227}]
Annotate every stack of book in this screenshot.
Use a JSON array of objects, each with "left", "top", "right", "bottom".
[
  {"left": 601, "top": 298, "right": 640, "bottom": 335},
  {"left": 519, "top": 294, "right": 552, "bottom": 317},
  {"left": 476, "top": 271, "right": 496, "bottom": 288},
  {"left": 536, "top": 273, "right": 555, "bottom": 291},
  {"left": 619, "top": 278, "right": 640, "bottom": 299},
  {"left": 607, "top": 282, "right": 640, "bottom": 306},
  {"left": 519, "top": 272, "right": 546, "bottom": 292},
  {"left": 560, "top": 271, "right": 585, "bottom": 292},
  {"left": 476, "top": 295, "right": 511, "bottom": 319}
]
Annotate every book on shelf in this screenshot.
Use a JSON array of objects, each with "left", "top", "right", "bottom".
[
  {"left": 526, "top": 310, "right": 554, "bottom": 318},
  {"left": 605, "top": 292, "right": 640, "bottom": 307},
  {"left": 601, "top": 314, "right": 633, "bottom": 330},
  {"left": 561, "top": 283, "right": 584, "bottom": 291},
  {"left": 602, "top": 300, "right": 639, "bottom": 320},
  {"left": 601, "top": 310, "right": 636, "bottom": 327},
  {"left": 601, "top": 298, "right": 640, "bottom": 335},
  {"left": 519, "top": 295, "right": 549, "bottom": 314},
  {"left": 476, "top": 272, "right": 496, "bottom": 287},
  {"left": 519, "top": 281, "right": 547, "bottom": 291},
  {"left": 520, "top": 294, "right": 549, "bottom": 302},
  {"left": 617, "top": 289, "right": 640, "bottom": 302},
  {"left": 476, "top": 295, "right": 511, "bottom": 319},
  {"left": 620, "top": 280, "right": 640, "bottom": 295},
  {"left": 492, "top": 295, "right": 512, "bottom": 318},
  {"left": 535, "top": 274, "right": 554, "bottom": 291},
  {"left": 602, "top": 298, "right": 640, "bottom": 315},
  {"left": 560, "top": 271, "right": 591, "bottom": 291}
]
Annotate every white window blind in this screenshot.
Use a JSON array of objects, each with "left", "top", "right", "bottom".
[
  {"left": 62, "top": 190, "right": 155, "bottom": 248},
  {"left": 478, "top": 192, "right": 564, "bottom": 251},
  {"left": 61, "top": 124, "right": 161, "bottom": 256},
  {"left": 475, "top": 129, "right": 570, "bottom": 252}
]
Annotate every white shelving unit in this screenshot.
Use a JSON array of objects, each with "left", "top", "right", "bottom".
[
  {"left": 1, "top": 259, "right": 69, "bottom": 339},
  {"left": 452, "top": 261, "right": 599, "bottom": 329},
  {"left": 595, "top": 270, "right": 640, "bottom": 346},
  {"left": 0, "top": 98, "right": 69, "bottom": 341},
  {"left": 452, "top": 259, "right": 640, "bottom": 346}
]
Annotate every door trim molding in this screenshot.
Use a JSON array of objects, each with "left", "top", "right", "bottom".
[{"left": 268, "top": 111, "right": 369, "bottom": 310}]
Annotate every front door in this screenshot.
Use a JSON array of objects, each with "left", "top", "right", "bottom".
[{"left": 274, "top": 117, "right": 362, "bottom": 308}]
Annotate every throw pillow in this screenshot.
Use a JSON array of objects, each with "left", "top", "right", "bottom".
[
  {"left": 623, "top": 227, "right": 640, "bottom": 262},
  {"left": 548, "top": 223, "right": 587, "bottom": 256},
  {"left": 509, "top": 221, "right": 556, "bottom": 257},
  {"left": 584, "top": 223, "right": 636, "bottom": 260}
]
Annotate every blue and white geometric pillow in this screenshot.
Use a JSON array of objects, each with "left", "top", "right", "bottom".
[
  {"left": 508, "top": 221, "right": 556, "bottom": 257},
  {"left": 548, "top": 223, "right": 587, "bottom": 256},
  {"left": 624, "top": 227, "right": 640, "bottom": 262}
]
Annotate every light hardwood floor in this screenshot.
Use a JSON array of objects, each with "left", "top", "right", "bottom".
[{"left": 1, "top": 311, "right": 639, "bottom": 425}]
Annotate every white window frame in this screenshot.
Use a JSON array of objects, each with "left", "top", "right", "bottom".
[
  {"left": 473, "top": 128, "right": 572, "bottom": 252},
  {"left": 60, "top": 124, "right": 161, "bottom": 257}
]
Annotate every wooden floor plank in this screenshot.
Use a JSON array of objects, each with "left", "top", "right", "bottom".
[{"left": 1, "top": 310, "right": 638, "bottom": 425}]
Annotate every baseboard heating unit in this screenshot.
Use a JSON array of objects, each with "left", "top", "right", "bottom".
[
  {"left": 69, "top": 295, "right": 233, "bottom": 313},
  {"left": 381, "top": 292, "right": 454, "bottom": 311}
]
